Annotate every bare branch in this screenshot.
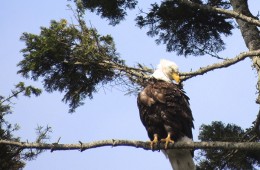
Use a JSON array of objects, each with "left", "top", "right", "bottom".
[
  {"left": 180, "top": 50, "right": 260, "bottom": 81},
  {"left": 1, "top": 140, "right": 260, "bottom": 152},
  {"left": 177, "top": 0, "right": 260, "bottom": 27}
]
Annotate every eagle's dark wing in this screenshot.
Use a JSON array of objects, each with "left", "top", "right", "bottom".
[
  {"left": 137, "top": 83, "right": 167, "bottom": 140},
  {"left": 160, "top": 81, "right": 194, "bottom": 140}
]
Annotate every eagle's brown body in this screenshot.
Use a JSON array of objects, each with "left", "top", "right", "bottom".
[
  {"left": 137, "top": 78, "right": 194, "bottom": 143},
  {"left": 137, "top": 59, "right": 196, "bottom": 170}
]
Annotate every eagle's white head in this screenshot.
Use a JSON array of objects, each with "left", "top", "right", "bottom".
[{"left": 152, "top": 59, "right": 180, "bottom": 83}]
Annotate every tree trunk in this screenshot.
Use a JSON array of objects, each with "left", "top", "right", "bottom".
[{"left": 230, "top": 0, "right": 260, "bottom": 135}]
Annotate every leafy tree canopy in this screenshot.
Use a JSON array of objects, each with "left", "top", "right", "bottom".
[
  {"left": 18, "top": 17, "right": 124, "bottom": 113},
  {"left": 18, "top": 0, "right": 237, "bottom": 112},
  {"left": 80, "top": 0, "right": 137, "bottom": 25},
  {"left": 81, "top": 0, "right": 234, "bottom": 56}
]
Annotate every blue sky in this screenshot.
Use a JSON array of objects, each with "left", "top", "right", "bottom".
[{"left": 1, "top": 0, "right": 260, "bottom": 169}]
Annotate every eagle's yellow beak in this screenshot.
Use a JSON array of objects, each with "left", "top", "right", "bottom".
[{"left": 172, "top": 72, "right": 180, "bottom": 84}]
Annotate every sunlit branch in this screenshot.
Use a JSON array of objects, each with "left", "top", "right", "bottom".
[
  {"left": 180, "top": 50, "right": 260, "bottom": 81},
  {"left": 1, "top": 139, "right": 260, "bottom": 152},
  {"left": 177, "top": 0, "right": 260, "bottom": 27}
]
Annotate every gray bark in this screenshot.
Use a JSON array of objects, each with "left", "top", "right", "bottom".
[
  {"left": 1, "top": 139, "right": 260, "bottom": 151},
  {"left": 230, "top": 0, "right": 260, "bottom": 136}
]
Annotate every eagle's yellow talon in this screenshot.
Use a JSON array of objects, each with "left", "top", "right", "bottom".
[
  {"left": 150, "top": 134, "right": 159, "bottom": 150},
  {"left": 161, "top": 133, "right": 174, "bottom": 149}
]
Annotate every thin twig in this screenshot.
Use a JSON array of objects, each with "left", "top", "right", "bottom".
[{"left": 0, "top": 89, "right": 24, "bottom": 105}]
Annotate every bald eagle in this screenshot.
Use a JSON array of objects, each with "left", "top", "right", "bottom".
[{"left": 137, "top": 59, "right": 195, "bottom": 170}]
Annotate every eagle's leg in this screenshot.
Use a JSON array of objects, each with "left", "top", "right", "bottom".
[
  {"left": 150, "top": 134, "right": 159, "bottom": 150},
  {"left": 161, "top": 133, "right": 174, "bottom": 149}
]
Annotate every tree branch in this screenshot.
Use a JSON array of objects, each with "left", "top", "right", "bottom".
[
  {"left": 69, "top": 60, "right": 153, "bottom": 87},
  {"left": 1, "top": 139, "right": 260, "bottom": 152},
  {"left": 68, "top": 50, "right": 260, "bottom": 86},
  {"left": 177, "top": 0, "right": 260, "bottom": 27},
  {"left": 180, "top": 50, "right": 260, "bottom": 81}
]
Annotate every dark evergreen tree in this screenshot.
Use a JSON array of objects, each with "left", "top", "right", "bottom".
[
  {"left": 18, "top": 18, "right": 124, "bottom": 113},
  {"left": 197, "top": 121, "right": 260, "bottom": 169},
  {"left": 81, "top": 0, "right": 234, "bottom": 56},
  {"left": 81, "top": 0, "right": 137, "bottom": 25},
  {"left": 0, "top": 99, "right": 25, "bottom": 170}
]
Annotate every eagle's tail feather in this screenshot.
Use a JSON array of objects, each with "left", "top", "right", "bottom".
[{"left": 163, "top": 137, "right": 196, "bottom": 170}]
